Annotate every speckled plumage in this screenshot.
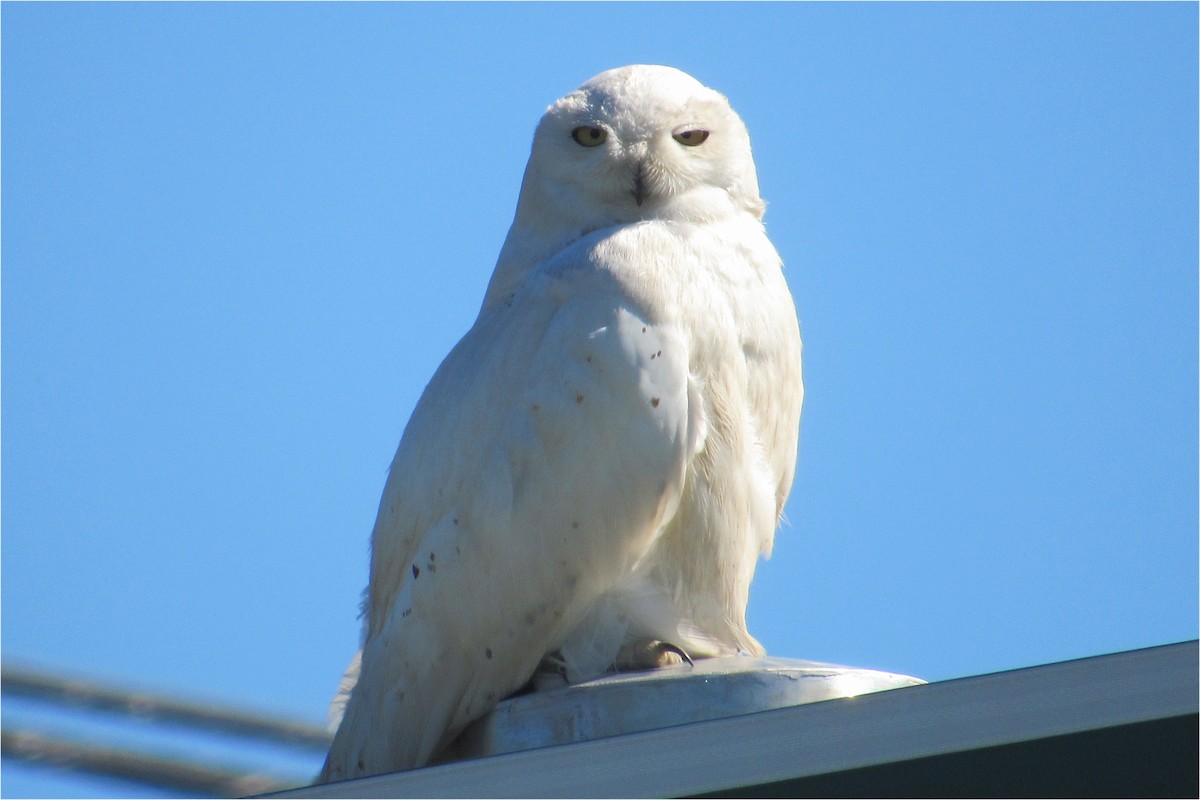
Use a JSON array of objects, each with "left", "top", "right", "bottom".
[{"left": 320, "top": 65, "right": 802, "bottom": 782}]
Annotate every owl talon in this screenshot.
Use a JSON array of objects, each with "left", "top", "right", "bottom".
[{"left": 615, "top": 639, "right": 694, "bottom": 671}]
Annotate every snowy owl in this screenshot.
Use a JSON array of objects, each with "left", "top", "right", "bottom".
[{"left": 320, "top": 64, "right": 803, "bottom": 782}]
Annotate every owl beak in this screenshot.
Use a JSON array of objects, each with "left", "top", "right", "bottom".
[{"left": 631, "top": 161, "right": 648, "bottom": 207}]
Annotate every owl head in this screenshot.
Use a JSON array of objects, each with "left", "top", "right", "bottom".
[{"left": 486, "top": 66, "right": 766, "bottom": 309}]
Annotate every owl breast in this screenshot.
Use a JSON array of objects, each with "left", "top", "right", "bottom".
[{"left": 547, "top": 215, "right": 803, "bottom": 680}]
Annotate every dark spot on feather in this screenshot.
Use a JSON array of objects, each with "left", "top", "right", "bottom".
[
  {"left": 485, "top": 647, "right": 493, "bottom": 659},
  {"left": 651, "top": 397, "right": 660, "bottom": 407},
  {"left": 402, "top": 607, "right": 412, "bottom": 618},
  {"left": 571, "top": 520, "right": 579, "bottom": 529},
  {"left": 358, "top": 758, "right": 365, "bottom": 771},
  {"left": 412, "top": 564, "right": 420, "bottom": 579},
  {"left": 429, "top": 552, "right": 436, "bottom": 561},
  {"left": 586, "top": 355, "right": 592, "bottom": 362},
  {"left": 532, "top": 404, "right": 540, "bottom": 412},
  {"left": 453, "top": 518, "right": 459, "bottom": 525},
  {"left": 576, "top": 393, "right": 584, "bottom": 403}
]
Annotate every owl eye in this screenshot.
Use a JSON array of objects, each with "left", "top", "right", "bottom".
[
  {"left": 571, "top": 126, "right": 608, "bottom": 147},
  {"left": 672, "top": 129, "right": 710, "bottom": 146}
]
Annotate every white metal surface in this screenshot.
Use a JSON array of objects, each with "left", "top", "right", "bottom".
[
  {"left": 276, "top": 641, "right": 1198, "bottom": 799},
  {"left": 437, "top": 656, "right": 923, "bottom": 763}
]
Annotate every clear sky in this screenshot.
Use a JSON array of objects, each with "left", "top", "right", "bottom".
[{"left": 3, "top": 3, "right": 1196, "bottom": 797}]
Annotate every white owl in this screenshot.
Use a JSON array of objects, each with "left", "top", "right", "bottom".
[{"left": 320, "top": 64, "right": 803, "bottom": 782}]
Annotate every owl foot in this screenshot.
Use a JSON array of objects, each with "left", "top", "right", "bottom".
[{"left": 614, "top": 639, "right": 694, "bottom": 671}]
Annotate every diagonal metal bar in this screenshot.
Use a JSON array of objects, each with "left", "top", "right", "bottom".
[
  {"left": 1, "top": 664, "right": 332, "bottom": 750},
  {"left": 2, "top": 727, "right": 306, "bottom": 798}
]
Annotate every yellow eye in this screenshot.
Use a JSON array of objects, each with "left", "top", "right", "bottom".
[
  {"left": 672, "top": 129, "right": 710, "bottom": 146},
  {"left": 571, "top": 126, "right": 608, "bottom": 147}
]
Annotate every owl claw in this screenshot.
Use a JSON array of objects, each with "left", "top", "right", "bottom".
[{"left": 615, "top": 639, "right": 694, "bottom": 671}]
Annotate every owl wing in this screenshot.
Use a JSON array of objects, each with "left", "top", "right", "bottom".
[{"left": 321, "top": 245, "right": 704, "bottom": 779}]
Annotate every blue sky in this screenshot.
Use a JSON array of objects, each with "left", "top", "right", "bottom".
[{"left": 3, "top": 3, "right": 1196, "bottom": 796}]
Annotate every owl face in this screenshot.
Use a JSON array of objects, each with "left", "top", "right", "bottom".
[{"left": 527, "top": 65, "right": 764, "bottom": 228}]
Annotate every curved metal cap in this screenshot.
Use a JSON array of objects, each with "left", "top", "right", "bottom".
[{"left": 438, "top": 656, "right": 924, "bottom": 763}]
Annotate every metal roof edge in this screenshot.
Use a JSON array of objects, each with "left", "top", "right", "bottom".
[{"left": 274, "top": 640, "right": 1198, "bottom": 798}]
